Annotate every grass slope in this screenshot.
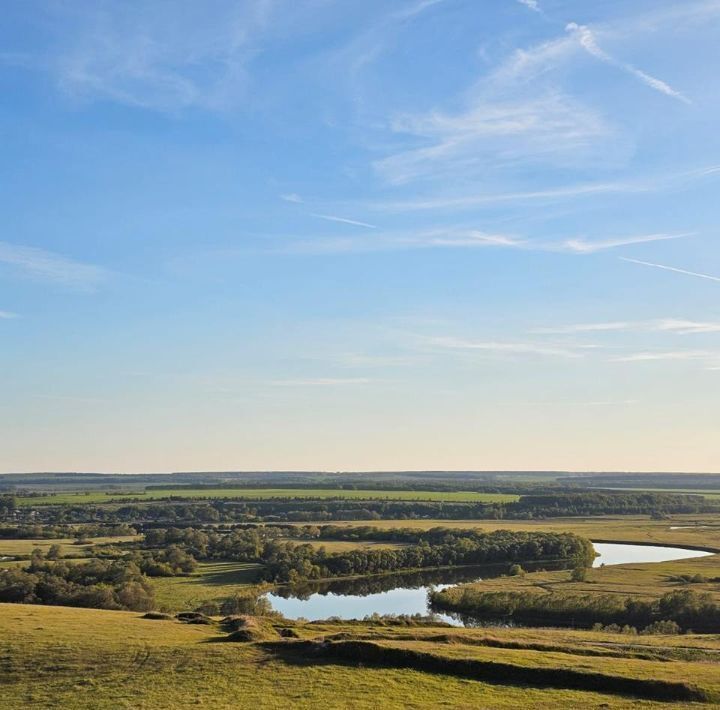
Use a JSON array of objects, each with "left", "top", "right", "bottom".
[
  {"left": 4, "top": 604, "right": 720, "bottom": 708},
  {"left": 0, "top": 603, "right": 664, "bottom": 709}
]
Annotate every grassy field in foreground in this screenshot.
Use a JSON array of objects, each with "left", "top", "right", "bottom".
[
  {"left": 15, "top": 488, "right": 519, "bottom": 506},
  {"left": 2, "top": 603, "right": 719, "bottom": 709}
]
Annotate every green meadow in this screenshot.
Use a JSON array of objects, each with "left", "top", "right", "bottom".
[{"left": 15, "top": 488, "right": 519, "bottom": 506}]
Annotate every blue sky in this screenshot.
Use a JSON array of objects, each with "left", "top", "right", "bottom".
[{"left": 1, "top": 0, "right": 719, "bottom": 472}]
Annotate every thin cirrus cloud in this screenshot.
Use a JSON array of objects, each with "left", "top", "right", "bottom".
[
  {"left": 620, "top": 257, "right": 720, "bottom": 283},
  {"left": 281, "top": 193, "right": 304, "bottom": 204},
  {"left": 517, "top": 0, "right": 541, "bottom": 12},
  {"left": 0, "top": 310, "right": 20, "bottom": 319},
  {"left": 374, "top": 92, "right": 613, "bottom": 185},
  {"left": 282, "top": 228, "right": 526, "bottom": 254},
  {"left": 309, "top": 213, "right": 378, "bottom": 229},
  {"left": 610, "top": 350, "right": 717, "bottom": 363},
  {"left": 47, "top": 1, "right": 280, "bottom": 112},
  {"left": 285, "top": 228, "right": 689, "bottom": 256},
  {"left": 534, "top": 319, "right": 720, "bottom": 335},
  {"left": 504, "top": 399, "right": 639, "bottom": 407},
  {"left": 566, "top": 23, "right": 691, "bottom": 104},
  {"left": 420, "top": 335, "right": 585, "bottom": 359},
  {"left": 371, "top": 181, "right": 633, "bottom": 213},
  {"left": 0, "top": 241, "right": 105, "bottom": 289},
  {"left": 268, "top": 377, "right": 373, "bottom": 387},
  {"left": 371, "top": 19, "right": 628, "bottom": 186},
  {"left": 373, "top": 6, "right": 699, "bottom": 188},
  {"left": 368, "top": 161, "right": 720, "bottom": 215},
  {"left": 559, "top": 232, "right": 692, "bottom": 254}
]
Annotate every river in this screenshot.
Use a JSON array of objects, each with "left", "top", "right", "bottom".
[{"left": 267, "top": 541, "right": 714, "bottom": 622}]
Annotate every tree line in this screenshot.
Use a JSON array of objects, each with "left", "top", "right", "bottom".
[
  {"left": 429, "top": 587, "right": 720, "bottom": 633},
  {"left": 0, "top": 556, "right": 155, "bottom": 611},
  {"left": 141, "top": 525, "right": 594, "bottom": 584},
  {"left": 7, "top": 490, "right": 712, "bottom": 528},
  {"left": 0, "top": 523, "right": 136, "bottom": 540},
  {"left": 0, "top": 546, "right": 196, "bottom": 611}
]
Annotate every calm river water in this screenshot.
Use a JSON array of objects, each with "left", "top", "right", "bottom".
[{"left": 267, "top": 541, "right": 714, "bottom": 622}]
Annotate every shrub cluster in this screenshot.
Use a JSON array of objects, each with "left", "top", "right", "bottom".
[{"left": 0, "top": 556, "right": 154, "bottom": 611}]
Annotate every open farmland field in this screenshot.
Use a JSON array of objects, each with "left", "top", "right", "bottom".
[
  {"left": 15, "top": 488, "right": 519, "bottom": 506},
  {"left": 0, "top": 536, "right": 139, "bottom": 558},
  {"left": 2, "top": 603, "right": 720, "bottom": 709},
  {"left": 597, "top": 487, "right": 720, "bottom": 500}
]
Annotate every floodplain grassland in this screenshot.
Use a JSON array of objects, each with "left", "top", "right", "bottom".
[
  {"left": 320, "top": 515, "right": 720, "bottom": 551},
  {"left": 16, "top": 488, "right": 520, "bottom": 506},
  {"left": 150, "top": 540, "right": 410, "bottom": 611},
  {"left": 15, "top": 488, "right": 519, "bottom": 506},
  {"left": 597, "top": 487, "right": 720, "bottom": 499},
  {"left": 151, "top": 561, "right": 263, "bottom": 611},
  {"left": 2, "top": 602, "right": 719, "bottom": 709},
  {"left": 435, "top": 552, "right": 720, "bottom": 605},
  {"left": 0, "top": 536, "right": 139, "bottom": 558}
]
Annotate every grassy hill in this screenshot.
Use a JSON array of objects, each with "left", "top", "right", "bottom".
[{"left": 2, "top": 603, "right": 719, "bottom": 709}]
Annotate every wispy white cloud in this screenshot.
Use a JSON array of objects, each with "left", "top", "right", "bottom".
[
  {"left": 43, "top": 1, "right": 284, "bottom": 112},
  {"left": 559, "top": 232, "right": 691, "bottom": 254},
  {"left": 620, "top": 257, "right": 720, "bottom": 283},
  {"left": 506, "top": 399, "right": 639, "bottom": 407},
  {"left": 269, "top": 377, "right": 372, "bottom": 387},
  {"left": 517, "top": 0, "right": 540, "bottom": 12},
  {"left": 371, "top": 182, "right": 633, "bottom": 213},
  {"left": 31, "top": 393, "right": 110, "bottom": 404},
  {"left": 566, "top": 22, "right": 691, "bottom": 104},
  {"left": 280, "top": 227, "right": 690, "bottom": 256},
  {"left": 611, "top": 350, "right": 717, "bottom": 363},
  {"left": 392, "top": 0, "right": 446, "bottom": 21},
  {"left": 0, "top": 310, "right": 19, "bottom": 319},
  {"left": 330, "top": 352, "right": 420, "bottom": 368},
  {"left": 282, "top": 227, "right": 526, "bottom": 254},
  {"left": 534, "top": 319, "right": 720, "bottom": 335},
  {"left": 310, "top": 213, "right": 378, "bottom": 229},
  {"left": 421, "top": 335, "right": 585, "bottom": 359},
  {"left": 367, "top": 161, "right": 720, "bottom": 214},
  {"left": 375, "top": 92, "right": 613, "bottom": 184},
  {"left": 281, "top": 193, "right": 304, "bottom": 204},
  {"left": 0, "top": 241, "right": 105, "bottom": 289}
]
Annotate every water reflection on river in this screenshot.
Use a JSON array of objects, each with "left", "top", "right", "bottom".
[
  {"left": 267, "top": 542, "right": 714, "bottom": 623},
  {"left": 267, "top": 561, "right": 570, "bottom": 623}
]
